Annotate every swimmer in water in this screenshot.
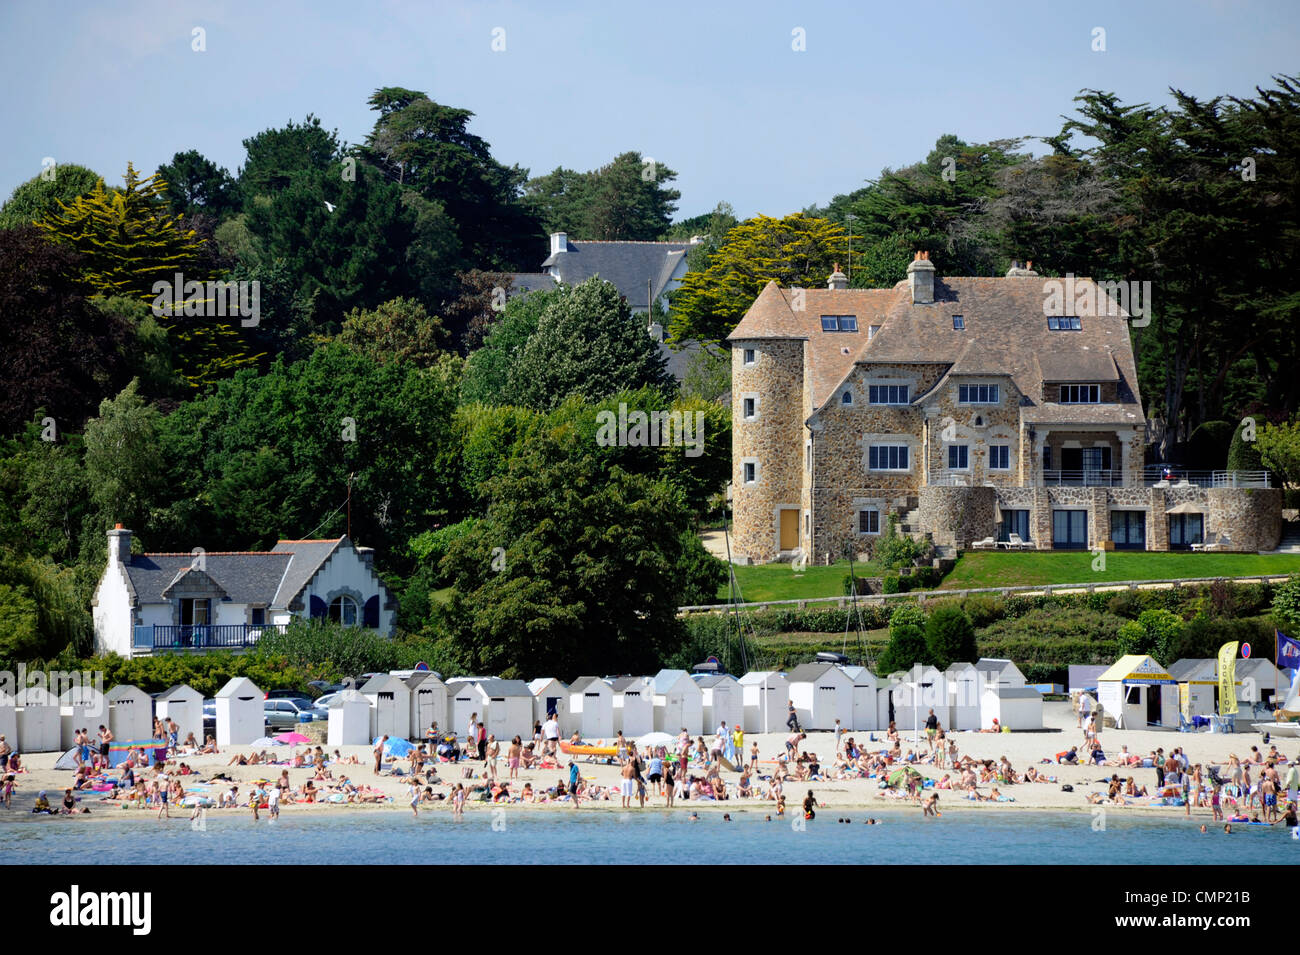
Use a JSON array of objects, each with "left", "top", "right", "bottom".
[{"left": 802, "top": 790, "right": 816, "bottom": 821}]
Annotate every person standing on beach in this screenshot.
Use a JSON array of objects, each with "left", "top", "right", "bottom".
[
  {"left": 487, "top": 735, "right": 500, "bottom": 779},
  {"left": 408, "top": 780, "right": 421, "bottom": 817},
  {"left": 924, "top": 710, "right": 938, "bottom": 752},
  {"left": 787, "top": 700, "right": 799, "bottom": 732},
  {"left": 620, "top": 756, "right": 636, "bottom": 809},
  {"left": 267, "top": 781, "right": 280, "bottom": 819},
  {"left": 374, "top": 735, "right": 388, "bottom": 775},
  {"left": 451, "top": 782, "right": 465, "bottom": 818},
  {"left": 249, "top": 784, "right": 260, "bottom": 821},
  {"left": 568, "top": 760, "right": 582, "bottom": 807},
  {"left": 477, "top": 722, "right": 487, "bottom": 763},
  {"left": 98, "top": 725, "right": 113, "bottom": 765},
  {"left": 733, "top": 725, "right": 744, "bottom": 768}
]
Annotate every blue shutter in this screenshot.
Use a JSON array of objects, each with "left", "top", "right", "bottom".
[
  {"left": 363, "top": 595, "right": 380, "bottom": 628},
  {"left": 310, "top": 595, "right": 327, "bottom": 619}
]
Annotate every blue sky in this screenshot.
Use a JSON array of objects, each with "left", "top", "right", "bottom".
[{"left": 2, "top": 0, "right": 1297, "bottom": 222}]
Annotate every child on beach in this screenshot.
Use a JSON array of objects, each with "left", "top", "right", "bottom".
[
  {"left": 451, "top": 783, "right": 466, "bottom": 818},
  {"left": 2, "top": 774, "right": 15, "bottom": 808},
  {"left": 408, "top": 781, "right": 421, "bottom": 816}
]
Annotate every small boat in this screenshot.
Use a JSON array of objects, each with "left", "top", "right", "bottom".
[
  {"left": 1250, "top": 721, "right": 1300, "bottom": 738},
  {"left": 1250, "top": 670, "right": 1300, "bottom": 737},
  {"left": 559, "top": 741, "right": 618, "bottom": 757}
]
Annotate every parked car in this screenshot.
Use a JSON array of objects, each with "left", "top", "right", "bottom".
[
  {"left": 266, "top": 687, "right": 312, "bottom": 701},
  {"left": 264, "top": 699, "right": 327, "bottom": 730},
  {"left": 313, "top": 692, "right": 344, "bottom": 710},
  {"left": 307, "top": 680, "right": 345, "bottom": 695}
]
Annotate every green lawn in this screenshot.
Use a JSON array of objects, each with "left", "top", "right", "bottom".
[
  {"left": 939, "top": 550, "right": 1300, "bottom": 590},
  {"left": 714, "top": 560, "right": 871, "bottom": 603}
]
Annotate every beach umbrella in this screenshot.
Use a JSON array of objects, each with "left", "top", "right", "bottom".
[
  {"left": 376, "top": 736, "right": 415, "bottom": 758},
  {"left": 249, "top": 736, "right": 279, "bottom": 747},
  {"left": 887, "top": 767, "right": 921, "bottom": 788},
  {"left": 274, "top": 731, "right": 311, "bottom": 745},
  {"left": 637, "top": 732, "right": 675, "bottom": 749}
]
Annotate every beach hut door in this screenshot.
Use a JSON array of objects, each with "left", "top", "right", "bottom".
[
  {"left": 545, "top": 696, "right": 562, "bottom": 718},
  {"left": 376, "top": 691, "right": 397, "bottom": 737}
]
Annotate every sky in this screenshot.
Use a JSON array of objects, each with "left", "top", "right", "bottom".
[{"left": 2, "top": 0, "right": 1298, "bottom": 223}]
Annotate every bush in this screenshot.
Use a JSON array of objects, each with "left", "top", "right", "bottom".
[
  {"left": 876, "top": 604, "right": 931, "bottom": 674},
  {"left": 882, "top": 574, "right": 901, "bottom": 594},
  {"left": 925, "top": 605, "right": 977, "bottom": 670},
  {"left": 1114, "top": 609, "right": 1185, "bottom": 659},
  {"left": 1169, "top": 614, "right": 1273, "bottom": 662},
  {"left": 256, "top": 618, "right": 401, "bottom": 679},
  {"left": 1272, "top": 575, "right": 1300, "bottom": 634},
  {"left": 959, "top": 593, "right": 1006, "bottom": 628},
  {"left": 875, "top": 514, "right": 926, "bottom": 571},
  {"left": 1227, "top": 419, "right": 1264, "bottom": 472}
]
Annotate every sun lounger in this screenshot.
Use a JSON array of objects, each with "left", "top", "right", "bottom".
[{"left": 971, "top": 537, "right": 997, "bottom": 550}]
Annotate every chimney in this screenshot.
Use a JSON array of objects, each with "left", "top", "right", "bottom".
[
  {"left": 550, "top": 232, "right": 568, "bottom": 256},
  {"left": 827, "top": 263, "right": 848, "bottom": 291},
  {"left": 356, "top": 545, "right": 375, "bottom": 567},
  {"left": 108, "top": 523, "right": 132, "bottom": 565},
  {"left": 906, "top": 251, "right": 935, "bottom": 304}
]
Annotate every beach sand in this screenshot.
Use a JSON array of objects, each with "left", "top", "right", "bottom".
[{"left": 2, "top": 702, "right": 1290, "bottom": 821}]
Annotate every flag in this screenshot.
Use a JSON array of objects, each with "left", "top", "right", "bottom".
[
  {"left": 1277, "top": 630, "right": 1300, "bottom": 670},
  {"left": 1218, "top": 642, "right": 1239, "bottom": 717}
]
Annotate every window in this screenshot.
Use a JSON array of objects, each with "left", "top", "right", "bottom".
[
  {"left": 821, "top": 315, "right": 858, "bottom": 332},
  {"left": 251, "top": 607, "right": 265, "bottom": 626},
  {"left": 958, "top": 384, "right": 1000, "bottom": 404},
  {"left": 989, "top": 445, "right": 1011, "bottom": 470},
  {"left": 743, "top": 397, "right": 757, "bottom": 419},
  {"left": 948, "top": 445, "right": 969, "bottom": 470},
  {"left": 329, "top": 595, "right": 358, "bottom": 626},
  {"left": 868, "top": 325, "right": 882, "bottom": 339},
  {"left": 743, "top": 348, "right": 755, "bottom": 366},
  {"left": 1048, "top": 315, "right": 1082, "bottom": 330},
  {"left": 743, "top": 461, "right": 757, "bottom": 484},
  {"left": 1052, "top": 510, "right": 1089, "bottom": 550},
  {"left": 952, "top": 315, "right": 965, "bottom": 330},
  {"left": 1169, "top": 513, "right": 1204, "bottom": 549},
  {"left": 868, "top": 384, "right": 909, "bottom": 405},
  {"left": 997, "top": 509, "right": 1030, "bottom": 543},
  {"left": 858, "top": 509, "right": 880, "bottom": 534},
  {"left": 180, "top": 597, "right": 210, "bottom": 626},
  {"left": 868, "top": 445, "right": 909, "bottom": 471},
  {"left": 1059, "top": 384, "right": 1101, "bottom": 403},
  {"left": 841, "top": 390, "right": 853, "bottom": 406}
]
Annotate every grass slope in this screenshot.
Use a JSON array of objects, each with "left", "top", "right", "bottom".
[{"left": 939, "top": 551, "right": 1300, "bottom": 590}]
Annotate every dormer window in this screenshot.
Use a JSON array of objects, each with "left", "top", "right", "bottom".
[
  {"left": 821, "top": 315, "right": 858, "bottom": 332},
  {"left": 952, "top": 315, "right": 965, "bottom": 330},
  {"left": 1059, "top": 384, "right": 1102, "bottom": 403},
  {"left": 958, "top": 384, "right": 999, "bottom": 404},
  {"left": 1048, "top": 316, "right": 1082, "bottom": 331},
  {"left": 868, "top": 385, "right": 909, "bottom": 405}
]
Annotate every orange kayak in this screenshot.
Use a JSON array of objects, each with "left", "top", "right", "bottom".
[{"left": 559, "top": 741, "right": 618, "bottom": 757}]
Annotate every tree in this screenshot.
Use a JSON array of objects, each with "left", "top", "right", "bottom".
[
  {"left": 239, "top": 114, "right": 343, "bottom": 195},
  {"left": 0, "top": 163, "right": 104, "bottom": 230},
  {"left": 667, "top": 214, "right": 861, "bottom": 344},
  {"left": 82, "top": 380, "right": 166, "bottom": 533},
  {"left": 581, "top": 152, "right": 680, "bottom": 240},
  {"left": 440, "top": 269, "right": 518, "bottom": 350},
  {"left": 924, "top": 605, "right": 977, "bottom": 671},
  {"left": 876, "top": 604, "right": 931, "bottom": 674},
  {"left": 1272, "top": 576, "right": 1300, "bottom": 635},
  {"left": 1116, "top": 609, "right": 1185, "bottom": 660},
  {"left": 680, "top": 345, "right": 731, "bottom": 403},
  {"left": 1255, "top": 418, "right": 1300, "bottom": 487},
  {"left": 460, "top": 287, "right": 559, "bottom": 405},
  {"left": 337, "top": 297, "right": 447, "bottom": 367},
  {"left": 155, "top": 149, "right": 240, "bottom": 220},
  {"left": 0, "top": 227, "right": 133, "bottom": 434},
  {"left": 508, "top": 279, "right": 672, "bottom": 410}
]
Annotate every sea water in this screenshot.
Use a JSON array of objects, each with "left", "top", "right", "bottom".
[{"left": 0, "top": 809, "right": 1292, "bottom": 864}]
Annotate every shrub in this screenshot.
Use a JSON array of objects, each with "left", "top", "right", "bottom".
[
  {"left": 925, "top": 605, "right": 977, "bottom": 670},
  {"left": 1271, "top": 575, "right": 1300, "bottom": 634},
  {"left": 876, "top": 604, "right": 931, "bottom": 674},
  {"left": 256, "top": 618, "right": 401, "bottom": 679},
  {"left": 1227, "top": 419, "right": 1264, "bottom": 472},
  {"left": 960, "top": 593, "right": 1006, "bottom": 628},
  {"left": 1114, "top": 609, "right": 1185, "bottom": 660},
  {"left": 882, "top": 574, "right": 901, "bottom": 594},
  {"left": 875, "top": 514, "right": 926, "bottom": 571}
]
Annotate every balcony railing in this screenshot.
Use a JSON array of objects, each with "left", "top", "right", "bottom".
[
  {"left": 1041, "top": 469, "right": 1122, "bottom": 487},
  {"left": 132, "top": 623, "right": 287, "bottom": 652},
  {"left": 1038, "top": 468, "right": 1272, "bottom": 488}
]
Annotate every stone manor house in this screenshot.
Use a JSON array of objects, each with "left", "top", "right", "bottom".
[{"left": 727, "top": 255, "right": 1281, "bottom": 564}]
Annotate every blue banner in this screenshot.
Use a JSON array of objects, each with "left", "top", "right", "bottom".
[{"left": 1277, "top": 630, "right": 1300, "bottom": 670}]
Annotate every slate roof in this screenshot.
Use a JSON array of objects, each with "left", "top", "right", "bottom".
[
  {"left": 987, "top": 686, "right": 1042, "bottom": 700},
  {"left": 728, "top": 271, "right": 1144, "bottom": 416},
  {"left": 608, "top": 676, "right": 649, "bottom": 693},
  {"left": 474, "top": 678, "right": 533, "bottom": 698},
  {"left": 1168, "top": 659, "right": 1215, "bottom": 682},
  {"left": 271, "top": 538, "right": 343, "bottom": 610},
  {"left": 569, "top": 676, "right": 609, "bottom": 694},
  {"left": 124, "top": 552, "right": 293, "bottom": 605},
  {"left": 542, "top": 239, "right": 692, "bottom": 309},
  {"left": 507, "top": 272, "right": 559, "bottom": 295},
  {"left": 787, "top": 662, "right": 849, "bottom": 683},
  {"left": 692, "top": 674, "right": 737, "bottom": 688}
]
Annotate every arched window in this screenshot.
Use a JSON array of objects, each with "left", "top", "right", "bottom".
[
  {"left": 329, "top": 595, "right": 358, "bottom": 626},
  {"left": 841, "top": 390, "right": 853, "bottom": 406}
]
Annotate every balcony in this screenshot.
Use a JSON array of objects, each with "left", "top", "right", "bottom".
[
  {"left": 1041, "top": 469, "right": 1122, "bottom": 487},
  {"left": 1040, "top": 469, "right": 1271, "bottom": 489},
  {"left": 132, "top": 623, "right": 287, "bottom": 653}
]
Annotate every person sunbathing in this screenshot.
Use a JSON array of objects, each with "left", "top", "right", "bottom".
[
  {"left": 227, "top": 752, "right": 250, "bottom": 766},
  {"left": 937, "top": 774, "right": 953, "bottom": 790},
  {"left": 738, "top": 771, "right": 754, "bottom": 798},
  {"left": 1124, "top": 777, "right": 1148, "bottom": 797}
]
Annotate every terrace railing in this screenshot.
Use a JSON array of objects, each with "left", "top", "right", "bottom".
[
  {"left": 132, "top": 622, "right": 288, "bottom": 652},
  {"left": 1037, "top": 468, "right": 1272, "bottom": 488},
  {"left": 1041, "top": 469, "right": 1121, "bottom": 487}
]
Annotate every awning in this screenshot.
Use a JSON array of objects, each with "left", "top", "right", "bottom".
[
  {"left": 1165, "top": 502, "right": 1204, "bottom": 515},
  {"left": 1098, "top": 654, "right": 1177, "bottom": 685}
]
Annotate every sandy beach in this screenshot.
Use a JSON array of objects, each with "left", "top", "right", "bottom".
[{"left": 3, "top": 702, "right": 1293, "bottom": 822}]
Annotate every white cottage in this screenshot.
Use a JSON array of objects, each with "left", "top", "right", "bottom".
[
  {"left": 569, "top": 677, "right": 615, "bottom": 740},
  {"left": 653, "top": 669, "right": 704, "bottom": 735},
  {"left": 155, "top": 684, "right": 203, "bottom": 743},
  {"left": 215, "top": 677, "right": 264, "bottom": 746},
  {"left": 739, "top": 671, "right": 790, "bottom": 733},
  {"left": 91, "top": 524, "right": 398, "bottom": 657},
  {"left": 944, "top": 663, "right": 983, "bottom": 731},
  {"left": 840, "top": 666, "right": 880, "bottom": 732},
  {"left": 59, "top": 684, "right": 106, "bottom": 749},
  {"left": 787, "top": 663, "right": 854, "bottom": 731},
  {"left": 527, "top": 678, "right": 571, "bottom": 733},
  {"left": 405, "top": 672, "right": 447, "bottom": 739},
  {"left": 1238, "top": 658, "right": 1286, "bottom": 707},
  {"left": 106, "top": 683, "right": 154, "bottom": 743},
  {"left": 696, "top": 674, "right": 744, "bottom": 733},
  {"left": 327, "top": 689, "right": 371, "bottom": 746},
  {"left": 17, "top": 686, "right": 61, "bottom": 752},
  {"left": 981, "top": 686, "right": 1044, "bottom": 730},
  {"left": 609, "top": 676, "right": 654, "bottom": 737},
  {"left": 361, "top": 674, "right": 411, "bottom": 740}
]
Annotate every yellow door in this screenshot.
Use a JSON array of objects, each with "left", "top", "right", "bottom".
[{"left": 779, "top": 509, "right": 800, "bottom": 550}]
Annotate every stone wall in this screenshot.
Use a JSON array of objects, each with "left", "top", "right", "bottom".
[
  {"left": 1207, "top": 487, "right": 1282, "bottom": 551},
  {"left": 918, "top": 485, "right": 997, "bottom": 548}
]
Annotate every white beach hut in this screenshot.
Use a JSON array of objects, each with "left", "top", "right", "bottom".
[
  {"left": 569, "top": 676, "right": 615, "bottom": 740},
  {"left": 787, "top": 662, "right": 855, "bottom": 730},
  {"left": 944, "top": 663, "right": 983, "bottom": 731},
  {"left": 476, "top": 679, "right": 535, "bottom": 741},
  {"left": 889, "top": 666, "right": 949, "bottom": 737},
  {"left": 981, "top": 685, "right": 1044, "bottom": 730},
  {"left": 327, "top": 689, "right": 371, "bottom": 746},
  {"left": 653, "top": 669, "right": 704, "bottom": 735},
  {"left": 609, "top": 676, "right": 654, "bottom": 737},
  {"left": 215, "top": 677, "right": 264, "bottom": 746},
  {"left": 696, "top": 674, "right": 744, "bottom": 733},
  {"left": 405, "top": 672, "right": 447, "bottom": 739},
  {"left": 841, "top": 666, "right": 880, "bottom": 732},
  {"left": 739, "top": 671, "right": 789, "bottom": 733},
  {"left": 106, "top": 683, "right": 153, "bottom": 744},
  {"left": 1238, "top": 658, "right": 1285, "bottom": 708},
  {"left": 16, "top": 686, "right": 61, "bottom": 752},
  {"left": 975, "top": 658, "right": 1027, "bottom": 688},
  {"left": 447, "top": 680, "right": 482, "bottom": 744},
  {"left": 1096, "top": 655, "right": 1179, "bottom": 730},
  {"left": 1168, "top": 659, "right": 1218, "bottom": 719},
  {"left": 154, "top": 684, "right": 203, "bottom": 744},
  {"left": 0, "top": 692, "right": 16, "bottom": 751},
  {"left": 528, "top": 678, "right": 571, "bottom": 733},
  {"left": 59, "top": 684, "right": 106, "bottom": 749},
  {"left": 361, "top": 674, "right": 412, "bottom": 741}
]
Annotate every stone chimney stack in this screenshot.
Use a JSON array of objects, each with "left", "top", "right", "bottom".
[
  {"left": 827, "top": 263, "right": 848, "bottom": 291},
  {"left": 108, "top": 523, "right": 132, "bottom": 565},
  {"left": 906, "top": 251, "right": 935, "bottom": 304},
  {"left": 550, "top": 232, "right": 568, "bottom": 256}
]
